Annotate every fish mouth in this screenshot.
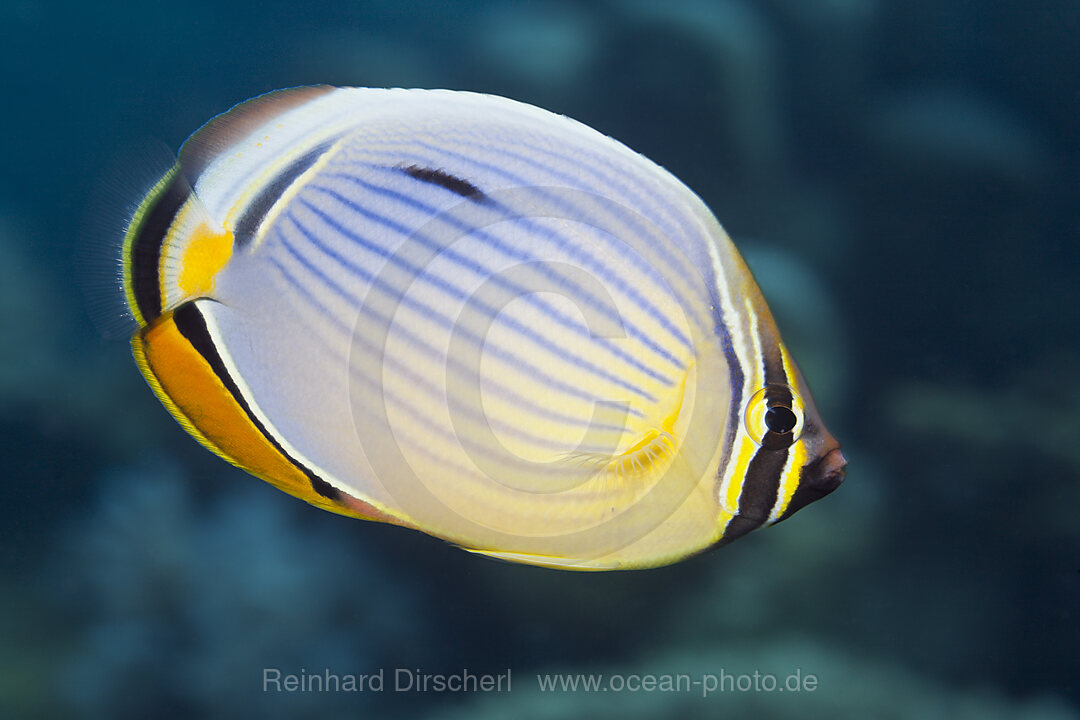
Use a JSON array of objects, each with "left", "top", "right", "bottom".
[
  {"left": 811, "top": 447, "right": 847, "bottom": 494},
  {"left": 774, "top": 446, "right": 846, "bottom": 522}
]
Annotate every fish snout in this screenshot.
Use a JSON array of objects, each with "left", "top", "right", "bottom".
[
  {"left": 810, "top": 447, "right": 846, "bottom": 495},
  {"left": 775, "top": 445, "right": 846, "bottom": 522}
]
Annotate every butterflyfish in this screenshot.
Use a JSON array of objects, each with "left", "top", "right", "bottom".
[{"left": 113, "top": 86, "right": 845, "bottom": 570}]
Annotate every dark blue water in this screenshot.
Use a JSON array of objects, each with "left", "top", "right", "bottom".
[{"left": 2, "top": 1, "right": 1077, "bottom": 718}]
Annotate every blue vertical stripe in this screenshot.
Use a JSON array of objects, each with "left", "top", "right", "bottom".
[
  {"left": 401, "top": 123, "right": 712, "bottom": 320},
  {"left": 392, "top": 138, "right": 698, "bottom": 350},
  {"left": 315, "top": 171, "right": 690, "bottom": 372},
  {"left": 272, "top": 217, "right": 646, "bottom": 426},
  {"left": 265, "top": 254, "right": 625, "bottom": 459},
  {"left": 282, "top": 205, "right": 658, "bottom": 403}
]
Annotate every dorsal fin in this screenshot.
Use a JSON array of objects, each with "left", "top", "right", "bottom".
[{"left": 178, "top": 85, "right": 335, "bottom": 181}]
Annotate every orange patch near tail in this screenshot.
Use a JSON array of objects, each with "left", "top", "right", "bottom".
[{"left": 133, "top": 310, "right": 409, "bottom": 526}]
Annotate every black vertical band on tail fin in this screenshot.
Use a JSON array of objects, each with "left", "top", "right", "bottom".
[{"left": 129, "top": 170, "right": 191, "bottom": 324}]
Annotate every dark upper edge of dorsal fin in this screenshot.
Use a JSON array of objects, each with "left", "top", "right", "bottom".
[{"left": 178, "top": 85, "right": 336, "bottom": 182}]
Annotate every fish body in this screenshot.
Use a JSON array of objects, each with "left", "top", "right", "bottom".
[{"left": 118, "top": 86, "right": 844, "bottom": 570}]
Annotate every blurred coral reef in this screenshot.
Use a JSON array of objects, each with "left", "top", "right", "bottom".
[{"left": 51, "top": 460, "right": 433, "bottom": 718}]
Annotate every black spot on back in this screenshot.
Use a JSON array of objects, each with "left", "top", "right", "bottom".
[{"left": 399, "top": 164, "right": 486, "bottom": 202}]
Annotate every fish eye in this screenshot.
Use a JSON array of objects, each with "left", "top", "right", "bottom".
[
  {"left": 744, "top": 384, "right": 804, "bottom": 448},
  {"left": 765, "top": 405, "right": 797, "bottom": 434}
]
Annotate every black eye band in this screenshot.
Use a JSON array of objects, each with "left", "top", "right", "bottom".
[{"left": 743, "top": 383, "right": 803, "bottom": 449}]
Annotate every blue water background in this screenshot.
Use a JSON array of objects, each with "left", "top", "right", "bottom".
[{"left": 1, "top": 1, "right": 1077, "bottom": 717}]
